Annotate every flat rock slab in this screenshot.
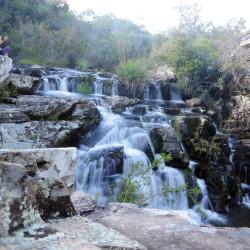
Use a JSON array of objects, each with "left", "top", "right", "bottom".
[
  {"left": 0, "top": 216, "right": 145, "bottom": 250},
  {"left": 89, "top": 204, "right": 250, "bottom": 250}
]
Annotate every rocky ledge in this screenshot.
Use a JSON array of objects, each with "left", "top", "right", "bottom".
[{"left": 0, "top": 95, "right": 101, "bottom": 148}]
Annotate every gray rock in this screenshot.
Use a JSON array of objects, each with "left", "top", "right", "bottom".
[{"left": 71, "top": 192, "right": 97, "bottom": 214}]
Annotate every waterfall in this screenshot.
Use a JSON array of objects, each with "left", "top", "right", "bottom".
[
  {"left": 144, "top": 81, "right": 163, "bottom": 101},
  {"left": 94, "top": 77, "right": 104, "bottom": 95},
  {"left": 112, "top": 78, "right": 119, "bottom": 96},
  {"left": 76, "top": 104, "right": 188, "bottom": 209}
]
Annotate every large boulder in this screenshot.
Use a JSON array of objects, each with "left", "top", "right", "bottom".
[
  {"left": 0, "top": 56, "right": 12, "bottom": 83},
  {"left": 2, "top": 74, "right": 39, "bottom": 94},
  {"left": 150, "top": 126, "right": 189, "bottom": 169},
  {"left": 0, "top": 147, "right": 79, "bottom": 236}
]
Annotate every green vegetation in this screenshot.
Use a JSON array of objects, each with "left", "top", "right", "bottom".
[
  {"left": 0, "top": 0, "right": 151, "bottom": 70},
  {"left": 0, "top": 1, "right": 246, "bottom": 98},
  {"left": 116, "top": 59, "right": 147, "bottom": 83},
  {"left": 0, "top": 85, "right": 19, "bottom": 101}
]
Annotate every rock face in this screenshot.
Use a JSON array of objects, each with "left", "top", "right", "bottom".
[
  {"left": 0, "top": 56, "right": 12, "bottom": 83},
  {"left": 0, "top": 95, "right": 101, "bottom": 148},
  {"left": 0, "top": 148, "right": 79, "bottom": 236},
  {"left": 150, "top": 126, "right": 189, "bottom": 169}
]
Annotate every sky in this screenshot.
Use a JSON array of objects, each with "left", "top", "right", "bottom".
[{"left": 67, "top": 0, "right": 250, "bottom": 33}]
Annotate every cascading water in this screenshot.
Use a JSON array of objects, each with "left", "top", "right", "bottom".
[
  {"left": 93, "top": 76, "right": 104, "bottom": 95},
  {"left": 144, "top": 81, "right": 163, "bottom": 100}
]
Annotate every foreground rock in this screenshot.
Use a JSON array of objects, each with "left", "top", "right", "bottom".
[
  {"left": 0, "top": 148, "right": 79, "bottom": 236},
  {"left": 0, "top": 216, "right": 145, "bottom": 250},
  {"left": 88, "top": 203, "right": 250, "bottom": 250},
  {"left": 0, "top": 95, "right": 101, "bottom": 148}
]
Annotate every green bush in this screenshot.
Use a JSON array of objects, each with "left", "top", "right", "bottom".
[{"left": 116, "top": 59, "right": 147, "bottom": 83}]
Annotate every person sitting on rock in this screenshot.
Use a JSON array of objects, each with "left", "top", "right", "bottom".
[{"left": 0, "top": 35, "right": 11, "bottom": 57}]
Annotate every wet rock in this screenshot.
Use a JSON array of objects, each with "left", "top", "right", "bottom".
[
  {"left": 88, "top": 145, "right": 124, "bottom": 175},
  {"left": 117, "top": 82, "right": 146, "bottom": 99},
  {"left": 104, "top": 96, "right": 140, "bottom": 114},
  {"left": 2, "top": 74, "right": 39, "bottom": 94},
  {"left": 71, "top": 192, "right": 97, "bottom": 215},
  {"left": 161, "top": 82, "right": 171, "bottom": 100},
  {"left": 150, "top": 126, "right": 189, "bottom": 169},
  {"left": 133, "top": 105, "right": 147, "bottom": 115}
]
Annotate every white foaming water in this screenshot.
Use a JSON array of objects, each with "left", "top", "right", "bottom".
[
  {"left": 144, "top": 81, "right": 163, "bottom": 100},
  {"left": 170, "top": 83, "right": 184, "bottom": 103},
  {"left": 94, "top": 77, "right": 104, "bottom": 95},
  {"left": 112, "top": 77, "right": 119, "bottom": 96}
]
